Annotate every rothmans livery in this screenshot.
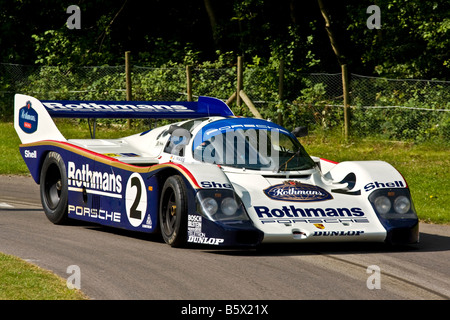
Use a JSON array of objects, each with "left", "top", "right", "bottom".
[{"left": 14, "top": 94, "right": 419, "bottom": 247}]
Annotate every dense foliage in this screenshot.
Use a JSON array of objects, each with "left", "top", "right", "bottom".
[
  {"left": 0, "top": 0, "right": 448, "bottom": 142},
  {"left": 1, "top": 0, "right": 448, "bottom": 79}
]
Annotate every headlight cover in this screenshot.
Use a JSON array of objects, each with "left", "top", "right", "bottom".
[
  {"left": 221, "top": 197, "right": 239, "bottom": 216},
  {"left": 196, "top": 189, "right": 249, "bottom": 222},
  {"left": 373, "top": 195, "right": 391, "bottom": 215},
  {"left": 369, "top": 188, "right": 417, "bottom": 219},
  {"left": 394, "top": 195, "right": 411, "bottom": 214},
  {"left": 200, "top": 197, "right": 219, "bottom": 216}
]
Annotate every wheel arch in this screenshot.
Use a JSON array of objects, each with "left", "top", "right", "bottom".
[{"left": 153, "top": 165, "right": 199, "bottom": 209}]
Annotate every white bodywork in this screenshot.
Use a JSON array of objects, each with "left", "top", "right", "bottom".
[{"left": 65, "top": 118, "right": 404, "bottom": 243}]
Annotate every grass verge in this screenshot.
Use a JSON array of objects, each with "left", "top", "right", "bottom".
[{"left": 0, "top": 253, "right": 87, "bottom": 300}]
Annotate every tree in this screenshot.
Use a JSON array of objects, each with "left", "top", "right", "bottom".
[
  {"left": 0, "top": 0, "right": 447, "bottom": 80},
  {"left": 346, "top": 0, "right": 449, "bottom": 79},
  {"left": 317, "top": 0, "right": 351, "bottom": 138}
]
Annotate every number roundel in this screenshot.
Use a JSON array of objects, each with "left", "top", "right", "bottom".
[{"left": 125, "top": 173, "right": 147, "bottom": 227}]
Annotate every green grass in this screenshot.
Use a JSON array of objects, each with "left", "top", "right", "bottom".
[
  {"left": 0, "top": 253, "right": 87, "bottom": 300},
  {"left": 0, "top": 122, "right": 29, "bottom": 174}
]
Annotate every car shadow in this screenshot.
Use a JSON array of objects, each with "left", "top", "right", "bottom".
[
  {"left": 204, "top": 231, "right": 450, "bottom": 256},
  {"left": 80, "top": 223, "right": 165, "bottom": 243},
  {"left": 50, "top": 218, "right": 450, "bottom": 255}
]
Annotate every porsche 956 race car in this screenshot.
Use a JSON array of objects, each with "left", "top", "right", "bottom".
[{"left": 14, "top": 93, "right": 419, "bottom": 247}]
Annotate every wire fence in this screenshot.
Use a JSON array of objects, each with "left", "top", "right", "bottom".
[{"left": 1, "top": 62, "right": 448, "bottom": 142}]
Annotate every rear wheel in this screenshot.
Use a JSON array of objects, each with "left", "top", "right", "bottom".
[
  {"left": 159, "top": 175, "right": 188, "bottom": 247},
  {"left": 40, "top": 151, "right": 68, "bottom": 224}
]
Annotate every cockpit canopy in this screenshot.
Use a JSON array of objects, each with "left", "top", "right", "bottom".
[{"left": 191, "top": 118, "right": 316, "bottom": 171}]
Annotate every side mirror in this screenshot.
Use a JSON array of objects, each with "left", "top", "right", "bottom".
[
  {"left": 291, "top": 126, "right": 308, "bottom": 138},
  {"left": 168, "top": 124, "right": 183, "bottom": 134}
]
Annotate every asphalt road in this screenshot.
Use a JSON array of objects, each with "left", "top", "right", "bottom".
[{"left": 0, "top": 175, "right": 449, "bottom": 301}]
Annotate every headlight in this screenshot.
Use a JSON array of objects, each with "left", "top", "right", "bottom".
[
  {"left": 200, "top": 197, "right": 218, "bottom": 216},
  {"left": 221, "top": 197, "right": 238, "bottom": 216},
  {"left": 394, "top": 196, "right": 411, "bottom": 214},
  {"left": 196, "top": 189, "right": 249, "bottom": 221},
  {"left": 374, "top": 196, "right": 391, "bottom": 214},
  {"left": 368, "top": 188, "right": 417, "bottom": 219}
]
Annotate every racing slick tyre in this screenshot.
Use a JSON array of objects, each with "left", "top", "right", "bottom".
[
  {"left": 159, "top": 175, "right": 188, "bottom": 247},
  {"left": 40, "top": 151, "right": 69, "bottom": 225}
]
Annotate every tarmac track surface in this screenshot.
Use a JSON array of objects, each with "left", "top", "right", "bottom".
[{"left": 0, "top": 175, "right": 449, "bottom": 300}]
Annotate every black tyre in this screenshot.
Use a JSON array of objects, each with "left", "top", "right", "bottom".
[
  {"left": 159, "top": 175, "right": 188, "bottom": 247},
  {"left": 40, "top": 151, "right": 68, "bottom": 224}
]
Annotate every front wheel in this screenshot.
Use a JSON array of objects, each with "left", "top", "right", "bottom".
[
  {"left": 40, "top": 151, "right": 68, "bottom": 224},
  {"left": 159, "top": 175, "right": 188, "bottom": 247}
]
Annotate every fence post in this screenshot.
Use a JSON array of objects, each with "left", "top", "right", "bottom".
[
  {"left": 236, "top": 56, "right": 243, "bottom": 107},
  {"left": 341, "top": 64, "right": 350, "bottom": 139},
  {"left": 186, "top": 65, "right": 192, "bottom": 102},
  {"left": 239, "top": 90, "right": 263, "bottom": 119},
  {"left": 226, "top": 92, "right": 236, "bottom": 105},
  {"left": 125, "top": 51, "right": 132, "bottom": 128}
]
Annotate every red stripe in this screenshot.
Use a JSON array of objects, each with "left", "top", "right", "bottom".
[
  {"left": 320, "top": 158, "right": 338, "bottom": 164},
  {"left": 43, "top": 140, "right": 202, "bottom": 188},
  {"left": 161, "top": 162, "right": 201, "bottom": 189}
]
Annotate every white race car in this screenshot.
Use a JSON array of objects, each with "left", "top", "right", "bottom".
[{"left": 14, "top": 94, "right": 419, "bottom": 247}]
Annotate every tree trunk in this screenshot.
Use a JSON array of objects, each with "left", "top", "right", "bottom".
[
  {"left": 317, "top": 0, "right": 345, "bottom": 65},
  {"left": 203, "top": 0, "right": 219, "bottom": 49},
  {"left": 317, "top": 0, "right": 350, "bottom": 138}
]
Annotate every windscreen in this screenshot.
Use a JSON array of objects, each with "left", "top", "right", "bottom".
[{"left": 192, "top": 119, "right": 315, "bottom": 171}]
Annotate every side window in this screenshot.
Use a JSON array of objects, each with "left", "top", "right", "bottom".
[{"left": 164, "top": 126, "right": 191, "bottom": 156}]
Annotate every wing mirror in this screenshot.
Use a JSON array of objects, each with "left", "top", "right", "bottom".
[{"left": 291, "top": 126, "right": 308, "bottom": 138}]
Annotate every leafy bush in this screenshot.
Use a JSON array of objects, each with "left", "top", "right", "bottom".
[{"left": 1, "top": 56, "right": 448, "bottom": 144}]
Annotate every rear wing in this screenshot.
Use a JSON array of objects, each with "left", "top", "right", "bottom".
[
  {"left": 41, "top": 96, "right": 233, "bottom": 119},
  {"left": 14, "top": 94, "right": 234, "bottom": 144}
]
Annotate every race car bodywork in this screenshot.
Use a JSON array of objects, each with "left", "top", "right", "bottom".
[{"left": 14, "top": 94, "right": 419, "bottom": 247}]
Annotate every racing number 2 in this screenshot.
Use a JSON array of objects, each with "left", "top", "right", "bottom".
[
  {"left": 130, "top": 177, "right": 142, "bottom": 219},
  {"left": 125, "top": 173, "right": 147, "bottom": 227}
]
